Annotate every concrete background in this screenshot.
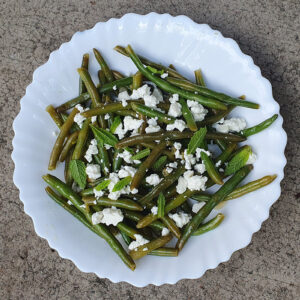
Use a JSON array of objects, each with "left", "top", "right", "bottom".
[{"left": 1, "top": 0, "right": 299, "bottom": 299}]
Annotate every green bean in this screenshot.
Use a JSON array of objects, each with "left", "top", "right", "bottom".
[
  {"left": 215, "top": 142, "right": 237, "bottom": 165},
  {"left": 141, "top": 142, "right": 175, "bottom": 161},
  {"left": 79, "top": 53, "right": 89, "bottom": 95},
  {"left": 48, "top": 107, "right": 78, "bottom": 170},
  {"left": 241, "top": 114, "right": 278, "bottom": 137},
  {"left": 60, "top": 113, "right": 81, "bottom": 133},
  {"left": 191, "top": 193, "right": 211, "bottom": 202},
  {"left": 42, "top": 174, "right": 135, "bottom": 270},
  {"left": 201, "top": 151, "right": 223, "bottom": 185},
  {"left": 77, "top": 67, "right": 101, "bottom": 107},
  {"left": 114, "top": 45, "right": 187, "bottom": 80},
  {"left": 129, "top": 234, "right": 173, "bottom": 260},
  {"left": 80, "top": 187, "right": 94, "bottom": 197},
  {"left": 112, "top": 149, "right": 123, "bottom": 172},
  {"left": 148, "top": 247, "right": 179, "bottom": 257},
  {"left": 116, "top": 130, "right": 246, "bottom": 148},
  {"left": 55, "top": 77, "right": 133, "bottom": 113},
  {"left": 72, "top": 118, "right": 90, "bottom": 160},
  {"left": 166, "top": 77, "right": 259, "bottom": 109},
  {"left": 117, "top": 222, "right": 139, "bottom": 239},
  {"left": 95, "top": 143, "right": 110, "bottom": 177},
  {"left": 177, "top": 165, "right": 253, "bottom": 251},
  {"left": 46, "top": 105, "right": 63, "bottom": 128},
  {"left": 120, "top": 231, "right": 131, "bottom": 245},
  {"left": 83, "top": 196, "right": 143, "bottom": 211},
  {"left": 131, "top": 142, "right": 167, "bottom": 190},
  {"left": 164, "top": 184, "right": 177, "bottom": 199},
  {"left": 115, "top": 110, "right": 139, "bottom": 118},
  {"left": 215, "top": 139, "right": 228, "bottom": 151},
  {"left": 138, "top": 165, "right": 186, "bottom": 207},
  {"left": 194, "top": 69, "right": 206, "bottom": 86},
  {"left": 157, "top": 192, "right": 165, "bottom": 218},
  {"left": 64, "top": 147, "right": 74, "bottom": 186},
  {"left": 125, "top": 45, "right": 227, "bottom": 110},
  {"left": 131, "top": 103, "right": 175, "bottom": 124},
  {"left": 131, "top": 148, "right": 151, "bottom": 160},
  {"left": 93, "top": 48, "right": 115, "bottom": 82},
  {"left": 161, "top": 216, "right": 181, "bottom": 239},
  {"left": 132, "top": 71, "right": 143, "bottom": 90},
  {"left": 192, "top": 213, "right": 224, "bottom": 235},
  {"left": 179, "top": 98, "right": 197, "bottom": 131},
  {"left": 112, "top": 70, "right": 125, "bottom": 80},
  {"left": 81, "top": 102, "right": 133, "bottom": 117},
  {"left": 169, "top": 64, "right": 176, "bottom": 70},
  {"left": 152, "top": 155, "right": 168, "bottom": 172},
  {"left": 59, "top": 130, "right": 79, "bottom": 162},
  {"left": 98, "top": 70, "right": 107, "bottom": 85}
]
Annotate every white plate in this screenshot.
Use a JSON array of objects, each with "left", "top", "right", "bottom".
[{"left": 12, "top": 13, "right": 287, "bottom": 286}]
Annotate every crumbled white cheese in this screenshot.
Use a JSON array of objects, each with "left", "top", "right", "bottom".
[
  {"left": 67, "top": 200, "right": 73, "bottom": 205},
  {"left": 183, "top": 149, "right": 197, "bottom": 170},
  {"left": 130, "top": 84, "right": 162, "bottom": 108},
  {"left": 194, "top": 163, "right": 206, "bottom": 174},
  {"left": 219, "top": 167, "right": 224, "bottom": 172},
  {"left": 143, "top": 247, "right": 148, "bottom": 251},
  {"left": 114, "top": 123, "right": 126, "bottom": 139},
  {"left": 176, "top": 171, "right": 207, "bottom": 194},
  {"left": 118, "top": 166, "right": 137, "bottom": 178},
  {"left": 176, "top": 176, "right": 188, "bottom": 194},
  {"left": 169, "top": 94, "right": 179, "bottom": 103},
  {"left": 146, "top": 174, "right": 162, "bottom": 186},
  {"left": 215, "top": 160, "right": 222, "bottom": 167},
  {"left": 195, "top": 148, "right": 211, "bottom": 160},
  {"left": 124, "top": 116, "right": 144, "bottom": 132},
  {"left": 151, "top": 206, "right": 158, "bottom": 215},
  {"left": 166, "top": 119, "right": 187, "bottom": 132},
  {"left": 131, "top": 188, "right": 138, "bottom": 194},
  {"left": 128, "top": 234, "right": 149, "bottom": 250},
  {"left": 192, "top": 202, "right": 205, "bottom": 213},
  {"left": 187, "top": 100, "right": 208, "bottom": 121},
  {"left": 166, "top": 167, "right": 173, "bottom": 174},
  {"left": 104, "top": 113, "right": 110, "bottom": 120},
  {"left": 91, "top": 207, "right": 124, "bottom": 226},
  {"left": 107, "top": 172, "right": 122, "bottom": 200},
  {"left": 161, "top": 228, "right": 170, "bottom": 236},
  {"left": 117, "top": 90, "right": 130, "bottom": 107},
  {"left": 74, "top": 104, "right": 88, "bottom": 128},
  {"left": 174, "top": 142, "right": 182, "bottom": 159},
  {"left": 104, "top": 144, "right": 112, "bottom": 150},
  {"left": 91, "top": 116, "right": 97, "bottom": 123},
  {"left": 86, "top": 164, "right": 101, "bottom": 180},
  {"left": 168, "top": 162, "right": 178, "bottom": 168},
  {"left": 93, "top": 188, "right": 104, "bottom": 198},
  {"left": 168, "top": 102, "right": 182, "bottom": 117},
  {"left": 247, "top": 152, "right": 257, "bottom": 164},
  {"left": 213, "top": 118, "right": 247, "bottom": 133},
  {"left": 145, "top": 118, "right": 161, "bottom": 133},
  {"left": 113, "top": 85, "right": 117, "bottom": 90},
  {"left": 168, "top": 212, "right": 191, "bottom": 228},
  {"left": 161, "top": 73, "right": 168, "bottom": 78}
]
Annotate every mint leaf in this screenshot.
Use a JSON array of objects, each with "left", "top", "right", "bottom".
[
  {"left": 187, "top": 127, "right": 207, "bottom": 154},
  {"left": 225, "top": 146, "right": 252, "bottom": 175},
  {"left": 69, "top": 160, "right": 87, "bottom": 189},
  {"left": 112, "top": 176, "right": 132, "bottom": 192},
  {"left": 95, "top": 179, "right": 111, "bottom": 191},
  {"left": 131, "top": 148, "right": 151, "bottom": 160},
  {"left": 90, "top": 124, "right": 118, "bottom": 147},
  {"left": 110, "top": 116, "right": 122, "bottom": 134}
]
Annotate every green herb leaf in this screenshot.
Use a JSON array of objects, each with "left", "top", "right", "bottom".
[
  {"left": 152, "top": 155, "right": 168, "bottom": 171},
  {"left": 95, "top": 179, "right": 111, "bottom": 191},
  {"left": 157, "top": 192, "right": 166, "bottom": 218},
  {"left": 69, "top": 160, "right": 87, "bottom": 189},
  {"left": 112, "top": 176, "right": 132, "bottom": 192},
  {"left": 131, "top": 148, "right": 151, "bottom": 160},
  {"left": 225, "top": 146, "right": 252, "bottom": 175},
  {"left": 187, "top": 127, "right": 207, "bottom": 154},
  {"left": 110, "top": 116, "right": 122, "bottom": 134},
  {"left": 146, "top": 66, "right": 164, "bottom": 75},
  {"left": 90, "top": 124, "right": 118, "bottom": 147}
]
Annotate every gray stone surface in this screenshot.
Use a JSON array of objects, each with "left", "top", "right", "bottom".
[{"left": 0, "top": 0, "right": 299, "bottom": 299}]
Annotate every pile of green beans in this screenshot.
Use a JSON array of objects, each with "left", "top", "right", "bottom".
[{"left": 44, "top": 45, "right": 278, "bottom": 270}]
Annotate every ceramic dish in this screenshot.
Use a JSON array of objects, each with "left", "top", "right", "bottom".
[{"left": 12, "top": 13, "right": 287, "bottom": 286}]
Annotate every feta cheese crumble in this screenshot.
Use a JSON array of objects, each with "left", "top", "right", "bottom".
[
  {"left": 161, "top": 228, "right": 170, "bottom": 236},
  {"left": 160, "top": 73, "right": 168, "bottom": 78},
  {"left": 213, "top": 118, "right": 247, "bottom": 133},
  {"left": 128, "top": 234, "right": 149, "bottom": 250},
  {"left": 192, "top": 202, "right": 205, "bottom": 213},
  {"left": 74, "top": 104, "right": 88, "bottom": 128},
  {"left": 145, "top": 118, "right": 161, "bottom": 133},
  {"left": 166, "top": 119, "right": 187, "bottom": 132},
  {"left": 86, "top": 164, "right": 101, "bottom": 180},
  {"left": 247, "top": 152, "right": 257, "bottom": 164},
  {"left": 93, "top": 188, "right": 104, "bottom": 198},
  {"left": 215, "top": 160, "right": 222, "bottom": 168},
  {"left": 187, "top": 100, "right": 208, "bottom": 121},
  {"left": 91, "top": 207, "right": 124, "bottom": 226},
  {"left": 146, "top": 174, "right": 161, "bottom": 186},
  {"left": 118, "top": 166, "right": 137, "bottom": 178},
  {"left": 174, "top": 142, "right": 182, "bottom": 159},
  {"left": 151, "top": 206, "right": 158, "bottom": 215},
  {"left": 194, "top": 163, "right": 206, "bottom": 174},
  {"left": 183, "top": 149, "right": 197, "bottom": 170},
  {"left": 168, "top": 212, "right": 192, "bottom": 228},
  {"left": 168, "top": 102, "right": 182, "bottom": 117},
  {"left": 104, "top": 113, "right": 110, "bottom": 120},
  {"left": 84, "top": 139, "right": 98, "bottom": 162},
  {"left": 176, "top": 171, "right": 207, "bottom": 194}
]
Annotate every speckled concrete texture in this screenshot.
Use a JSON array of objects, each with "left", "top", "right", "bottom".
[{"left": 1, "top": 0, "right": 299, "bottom": 299}]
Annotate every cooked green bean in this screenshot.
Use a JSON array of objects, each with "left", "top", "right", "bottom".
[
  {"left": 72, "top": 118, "right": 90, "bottom": 160},
  {"left": 131, "top": 142, "right": 167, "bottom": 190},
  {"left": 194, "top": 69, "right": 206, "bottom": 86},
  {"left": 116, "top": 130, "right": 246, "bottom": 148},
  {"left": 79, "top": 53, "right": 89, "bottom": 95},
  {"left": 117, "top": 222, "right": 139, "bottom": 239},
  {"left": 98, "top": 70, "right": 107, "bottom": 85},
  {"left": 131, "top": 103, "right": 175, "bottom": 124},
  {"left": 161, "top": 216, "right": 181, "bottom": 239},
  {"left": 201, "top": 151, "right": 223, "bottom": 185},
  {"left": 192, "top": 213, "right": 224, "bottom": 235},
  {"left": 138, "top": 165, "right": 186, "bottom": 206},
  {"left": 179, "top": 98, "right": 197, "bottom": 131},
  {"left": 93, "top": 48, "right": 115, "bottom": 82},
  {"left": 56, "top": 93, "right": 91, "bottom": 113},
  {"left": 148, "top": 247, "right": 179, "bottom": 257},
  {"left": 157, "top": 192, "right": 165, "bottom": 218},
  {"left": 132, "top": 71, "right": 143, "bottom": 90},
  {"left": 95, "top": 145, "right": 110, "bottom": 177},
  {"left": 112, "top": 70, "right": 125, "bottom": 80},
  {"left": 129, "top": 234, "right": 173, "bottom": 260},
  {"left": 215, "top": 142, "right": 237, "bottom": 165},
  {"left": 115, "top": 110, "right": 139, "bottom": 118},
  {"left": 112, "top": 149, "right": 123, "bottom": 172},
  {"left": 46, "top": 105, "right": 63, "bottom": 128},
  {"left": 177, "top": 165, "right": 253, "bottom": 251},
  {"left": 241, "top": 114, "right": 278, "bottom": 137},
  {"left": 114, "top": 45, "right": 187, "bottom": 80},
  {"left": 198, "top": 105, "right": 235, "bottom": 126},
  {"left": 59, "top": 130, "right": 79, "bottom": 162},
  {"left": 64, "top": 147, "right": 74, "bottom": 186},
  {"left": 141, "top": 142, "right": 175, "bottom": 161},
  {"left": 125, "top": 45, "right": 228, "bottom": 110},
  {"left": 166, "top": 77, "right": 259, "bottom": 109},
  {"left": 81, "top": 102, "right": 133, "bottom": 117},
  {"left": 48, "top": 107, "right": 78, "bottom": 170},
  {"left": 120, "top": 231, "right": 131, "bottom": 245},
  {"left": 43, "top": 174, "right": 135, "bottom": 270},
  {"left": 60, "top": 112, "right": 81, "bottom": 133}
]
